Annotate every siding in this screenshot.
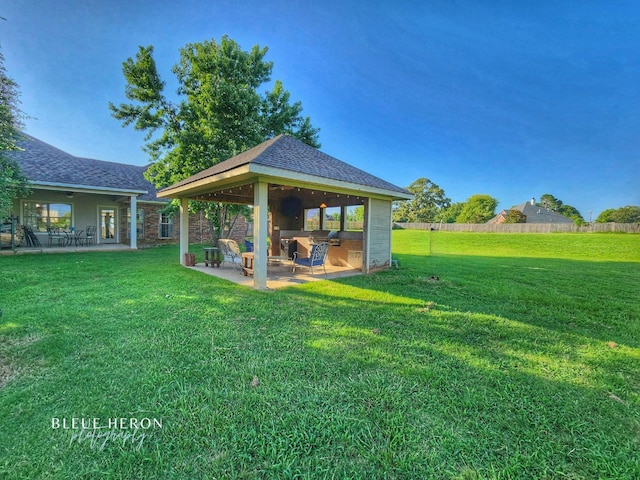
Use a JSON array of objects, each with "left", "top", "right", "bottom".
[{"left": 368, "top": 198, "right": 392, "bottom": 269}]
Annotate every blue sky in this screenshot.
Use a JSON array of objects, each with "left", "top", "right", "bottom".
[{"left": 3, "top": 0, "right": 639, "bottom": 218}]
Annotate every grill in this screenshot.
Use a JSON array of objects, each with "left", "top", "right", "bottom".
[{"left": 280, "top": 238, "right": 297, "bottom": 259}]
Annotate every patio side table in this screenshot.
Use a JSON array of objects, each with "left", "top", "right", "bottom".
[
  {"left": 204, "top": 247, "right": 222, "bottom": 267},
  {"left": 241, "top": 252, "right": 254, "bottom": 276}
]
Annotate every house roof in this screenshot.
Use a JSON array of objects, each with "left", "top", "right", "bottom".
[
  {"left": 513, "top": 201, "right": 574, "bottom": 223},
  {"left": 9, "top": 134, "right": 161, "bottom": 202},
  {"left": 159, "top": 134, "right": 412, "bottom": 200}
]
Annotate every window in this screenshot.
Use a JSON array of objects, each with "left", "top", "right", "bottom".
[
  {"left": 127, "top": 208, "right": 144, "bottom": 239},
  {"left": 23, "top": 202, "right": 72, "bottom": 231},
  {"left": 305, "top": 205, "right": 363, "bottom": 231},
  {"left": 346, "top": 205, "right": 364, "bottom": 231},
  {"left": 159, "top": 212, "right": 174, "bottom": 238},
  {"left": 323, "top": 207, "right": 341, "bottom": 230},
  {"left": 304, "top": 208, "right": 320, "bottom": 231}
]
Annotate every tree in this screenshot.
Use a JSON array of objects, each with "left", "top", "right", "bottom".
[
  {"left": 557, "top": 205, "right": 585, "bottom": 225},
  {"left": 539, "top": 193, "right": 562, "bottom": 211},
  {"left": 503, "top": 209, "right": 527, "bottom": 223},
  {"left": 0, "top": 46, "right": 30, "bottom": 219},
  {"left": 110, "top": 36, "right": 320, "bottom": 243},
  {"left": 392, "top": 177, "right": 450, "bottom": 222},
  {"left": 347, "top": 206, "right": 364, "bottom": 222},
  {"left": 456, "top": 194, "right": 498, "bottom": 223},
  {"left": 612, "top": 206, "right": 640, "bottom": 222},
  {"left": 435, "top": 202, "right": 464, "bottom": 223},
  {"left": 596, "top": 206, "right": 640, "bottom": 223},
  {"left": 595, "top": 209, "right": 615, "bottom": 223},
  {"left": 537, "top": 193, "right": 584, "bottom": 225}
]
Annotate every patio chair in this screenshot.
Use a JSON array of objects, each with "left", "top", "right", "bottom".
[
  {"left": 46, "top": 226, "right": 64, "bottom": 247},
  {"left": 244, "top": 239, "right": 254, "bottom": 252},
  {"left": 24, "top": 225, "right": 42, "bottom": 248},
  {"left": 71, "top": 229, "right": 84, "bottom": 247},
  {"left": 85, "top": 226, "right": 96, "bottom": 246},
  {"left": 292, "top": 241, "right": 330, "bottom": 275},
  {"left": 218, "top": 239, "right": 243, "bottom": 271}
]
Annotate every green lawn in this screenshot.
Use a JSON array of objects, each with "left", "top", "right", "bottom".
[{"left": 0, "top": 231, "right": 638, "bottom": 479}]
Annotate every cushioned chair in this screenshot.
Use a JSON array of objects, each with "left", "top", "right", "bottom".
[
  {"left": 218, "top": 239, "right": 243, "bottom": 271},
  {"left": 292, "top": 242, "right": 330, "bottom": 275},
  {"left": 244, "top": 239, "right": 254, "bottom": 252}
]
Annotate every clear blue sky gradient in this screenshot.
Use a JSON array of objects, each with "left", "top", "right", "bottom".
[{"left": 3, "top": 0, "right": 640, "bottom": 218}]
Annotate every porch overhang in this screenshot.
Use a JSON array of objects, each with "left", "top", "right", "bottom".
[
  {"left": 157, "top": 164, "right": 412, "bottom": 203},
  {"left": 29, "top": 180, "right": 148, "bottom": 198}
]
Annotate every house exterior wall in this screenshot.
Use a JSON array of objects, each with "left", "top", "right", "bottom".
[
  {"left": 12, "top": 190, "right": 120, "bottom": 245},
  {"left": 119, "top": 203, "right": 175, "bottom": 246},
  {"left": 367, "top": 198, "right": 392, "bottom": 270},
  {"left": 118, "top": 203, "right": 249, "bottom": 247},
  {"left": 8, "top": 191, "right": 249, "bottom": 248}
]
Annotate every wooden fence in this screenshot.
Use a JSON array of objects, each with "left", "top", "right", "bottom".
[{"left": 394, "top": 222, "right": 640, "bottom": 233}]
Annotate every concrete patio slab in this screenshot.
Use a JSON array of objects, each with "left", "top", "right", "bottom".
[
  {"left": 0, "top": 244, "right": 133, "bottom": 256},
  {"left": 187, "top": 260, "right": 361, "bottom": 289}
]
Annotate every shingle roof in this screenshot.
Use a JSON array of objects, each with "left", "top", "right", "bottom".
[
  {"left": 514, "top": 201, "right": 574, "bottom": 223},
  {"left": 163, "top": 134, "right": 411, "bottom": 197},
  {"left": 9, "top": 134, "right": 161, "bottom": 202}
]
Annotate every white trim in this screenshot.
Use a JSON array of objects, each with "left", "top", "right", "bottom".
[
  {"left": 158, "top": 211, "right": 175, "bottom": 239},
  {"left": 248, "top": 165, "right": 413, "bottom": 200},
  {"left": 97, "top": 206, "right": 118, "bottom": 244},
  {"left": 30, "top": 181, "right": 147, "bottom": 196},
  {"left": 157, "top": 163, "right": 412, "bottom": 201},
  {"left": 157, "top": 165, "right": 253, "bottom": 198}
]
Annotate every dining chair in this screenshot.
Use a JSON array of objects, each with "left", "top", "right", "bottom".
[{"left": 85, "top": 226, "right": 96, "bottom": 246}]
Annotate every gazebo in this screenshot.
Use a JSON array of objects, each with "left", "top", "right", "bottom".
[{"left": 157, "top": 135, "right": 412, "bottom": 289}]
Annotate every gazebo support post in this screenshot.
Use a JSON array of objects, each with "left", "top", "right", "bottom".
[
  {"left": 253, "top": 180, "right": 268, "bottom": 289},
  {"left": 179, "top": 197, "right": 189, "bottom": 265}
]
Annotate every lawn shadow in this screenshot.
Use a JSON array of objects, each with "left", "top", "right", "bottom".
[
  {"left": 268, "top": 269, "right": 639, "bottom": 478},
  {"left": 321, "top": 252, "right": 640, "bottom": 349}
]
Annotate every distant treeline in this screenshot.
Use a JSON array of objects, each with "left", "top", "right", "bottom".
[{"left": 394, "top": 222, "right": 640, "bottom": 233}]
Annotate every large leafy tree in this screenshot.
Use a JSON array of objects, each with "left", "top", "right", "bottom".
[
  {"left": 538, "top": 193, "right": 563, "bottom": 211},
  {"left": 538, "top": 193, "right": 584, "bottom": 225},
  {"left": 0, "top": 46, "right": 30, "bottom": 219},
  {"left": 596, "top": 206, "right": 640, "bottom": 223},
  {"left": 435, "top": 202, "right": 464, "bottom": 223},
  {"left": 392, "top": 177, "right": 450, "bottom": 222},
  {"left": 110, "top": 36, "right": 320, "bottom": 242},
  {"left": 595, "top": 208, "right": 616, "bottom": 223},
  {"left": 503, "top": 209, "right": 527, "bottom": 223},
  {"left": 456, "top": 194, "right": 498, "bottom": 223}
]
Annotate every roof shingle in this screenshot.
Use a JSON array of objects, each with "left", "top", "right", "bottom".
[
  {"left": 164, "top": 135, "right": 410, "bottom": 196},
  {"left": 9, "top": 134, "right": 160, "bottom": 202},
  {"left": 514, "top": 201, "right": 574, "bottom": 223}
]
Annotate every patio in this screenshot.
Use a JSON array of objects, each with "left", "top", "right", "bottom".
[
  {"left": 0, "top": 243, "right": 132, "bottom": 256},
  {"left": 188, "top": 258, "right": 361, "bottom": 289}
]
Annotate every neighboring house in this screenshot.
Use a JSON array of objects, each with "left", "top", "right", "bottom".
[
  {"left": 489, "top": 198, "right": 574, "bottom": 224},
  {"left": 4, "top": 134, "right": 243, "bottom": 248}
]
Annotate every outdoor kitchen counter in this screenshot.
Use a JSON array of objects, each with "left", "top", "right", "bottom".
[{"left": 282, "top": 231, "right": 363, "bottom": 269}]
